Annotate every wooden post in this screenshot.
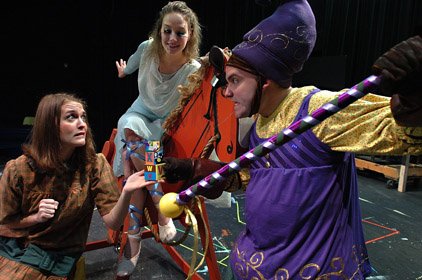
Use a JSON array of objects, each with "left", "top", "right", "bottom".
[{"left": 398, "top": 155, "right": 410, "bottom": 192}]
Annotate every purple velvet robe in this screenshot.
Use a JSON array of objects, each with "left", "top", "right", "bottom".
[{"left": 230, "top": 89, "right": 371, "bottom": 279}]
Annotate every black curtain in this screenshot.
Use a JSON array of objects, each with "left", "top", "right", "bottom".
[
  {"left": 1, "top": 0, "right": 421, "bottom": 149},
  {"left": 309, "top": 0, "right": 422, "bottom": 86}
]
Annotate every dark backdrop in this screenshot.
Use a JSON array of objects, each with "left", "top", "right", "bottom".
[{"left": 1, "top": 0, "right": 421, "bottom": 150}]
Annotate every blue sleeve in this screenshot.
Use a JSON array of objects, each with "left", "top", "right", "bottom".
[{"left": 124, "top": 40, "right": 149, "bottom": 75}]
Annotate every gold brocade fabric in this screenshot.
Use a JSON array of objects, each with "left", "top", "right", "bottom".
[{"left": 255, "top": 86, "right": 422, "bottom": 155}]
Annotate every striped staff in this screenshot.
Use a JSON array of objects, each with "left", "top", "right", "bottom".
[{"left": 159, "top": 75, "right": 381, "bottom": 217}]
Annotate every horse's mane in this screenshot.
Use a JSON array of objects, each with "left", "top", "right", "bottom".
[{"left": 162, "top": 56, "right": 210, "bottom": 134}]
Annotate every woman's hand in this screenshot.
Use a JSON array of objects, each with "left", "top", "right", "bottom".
[
  {"left": 35, "top": 199, "right": 59, "bottom": 223},
  {"left": 123, "top": 170, "right": 159, "bottom": 194},
  {"left": 115, "top": 59, "right": 127, "bottom": 78},
  {"left": 103, "top": 170, "right": 158, "bottom": 230}
]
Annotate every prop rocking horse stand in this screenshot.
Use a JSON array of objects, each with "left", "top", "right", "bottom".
[{"left": 85, "top": 47, "right": 239, "bottom": 280}]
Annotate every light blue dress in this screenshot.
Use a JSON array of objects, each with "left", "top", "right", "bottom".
[{"left": 113, "top": 39, "right": 201, "bottom": 177}]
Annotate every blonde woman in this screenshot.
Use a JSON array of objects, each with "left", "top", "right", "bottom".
[{"left": 113, "top": 1, "right": 202, "bottom": 276}]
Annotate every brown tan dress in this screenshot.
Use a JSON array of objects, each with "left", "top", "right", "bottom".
[{"left": 0, "top": 153, "right": 120, "bottom": 279}]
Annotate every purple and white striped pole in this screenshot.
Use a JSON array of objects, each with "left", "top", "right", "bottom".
[{"left": 160, "top": 75, "right": 381, "bottom": 214}]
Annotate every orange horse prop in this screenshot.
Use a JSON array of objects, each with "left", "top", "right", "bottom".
[{"left": 85, "top": 48, "right": 239, "bottom": 280}]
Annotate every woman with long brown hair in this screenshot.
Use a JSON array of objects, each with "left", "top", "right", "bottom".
[{"left": 0, "top": 92, "right": 156, "bottom": 279}]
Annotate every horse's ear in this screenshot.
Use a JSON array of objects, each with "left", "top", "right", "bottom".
[
  {"left": 209, "top": 46, "right": 226, "bottom": 75},
  {"left": 209, "top": 46, "right": 228, "bottom": 87}
]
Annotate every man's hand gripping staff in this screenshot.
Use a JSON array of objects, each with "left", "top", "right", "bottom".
[{"left": 372, "top": 35, "right": 422, "bottom": 126}]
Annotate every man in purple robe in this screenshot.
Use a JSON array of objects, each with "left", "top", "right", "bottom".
[{"left": 162, "top": 0, "right": 422, "bottom": 278}]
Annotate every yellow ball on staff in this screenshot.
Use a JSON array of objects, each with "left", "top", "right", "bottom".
[{"left": 159, "top": 192, "right": 184, "bottom": 218}]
